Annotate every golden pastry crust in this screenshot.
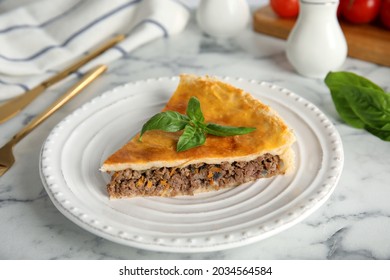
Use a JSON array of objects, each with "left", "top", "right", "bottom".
[{"left": 101, "top": 74, "right": 295, "bottom": 173}]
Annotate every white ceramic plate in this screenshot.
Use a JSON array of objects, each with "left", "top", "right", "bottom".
[{"left": 40, "top": 77, "right": 343, "bottom": 253}]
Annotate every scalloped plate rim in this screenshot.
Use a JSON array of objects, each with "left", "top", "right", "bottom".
[{"left": 39, "top": 76, "right": 344, "bottom": 253}]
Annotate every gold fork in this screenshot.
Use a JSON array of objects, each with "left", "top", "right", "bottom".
[{"left": 0, "top": 64, "right": 107, "bottom": 177}]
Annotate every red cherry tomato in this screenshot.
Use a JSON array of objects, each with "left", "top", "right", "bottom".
[
  {"left": 270, "top": 0, "right": 299, "bottom": 18},
  {"left": 380, "top": 0, "right": 390, "bottom": 29},
  {"left": 339, "top": 0, "right": 382, "bottom": 24}
]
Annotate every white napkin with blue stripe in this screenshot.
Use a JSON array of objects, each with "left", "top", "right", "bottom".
[{"left": 0, "top": 0, "right": 189, "bottom": 101}]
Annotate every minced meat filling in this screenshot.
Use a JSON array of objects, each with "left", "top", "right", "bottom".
[{"left": 107, "top": 153, "right": 282, "bottom": 198}]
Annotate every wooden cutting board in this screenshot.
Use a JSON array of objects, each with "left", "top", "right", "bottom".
[{"left": 253, "top": 6, "right": 390, "bottom": 67}]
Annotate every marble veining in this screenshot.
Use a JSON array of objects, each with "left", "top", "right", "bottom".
[{"left": 1, "top": 3, "right": 390, "bottom": 259}]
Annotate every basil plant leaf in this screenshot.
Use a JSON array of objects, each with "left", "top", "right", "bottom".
[
  {"left": 325, "top": 71, "right": 390, "bottom": 142},
  {"left": 177, "top": 124, "right": 206, "bottom": 152},
  {"left": 344, "top": 85, "right": 390, "bottom": 131},
  {"left": 139, "top": 111, "right": 189, "bottom": 140},
  {"left": 365, "top": 126, "right": 390, "bottom": 141},
  {"left": 186, "top": 96, "right": 205, "bottom": 123},
  {"left": 205, "top": 123, "right": 256, "bottom": 136},
  {"left": 326, "top": 71, "right": 384, "bottom": 92},
  {"left": 325, "top": 72, "right": 366, "bottom": 129},
  {"left": 140, "top": 95, "right": 259, "bottom": 151}
]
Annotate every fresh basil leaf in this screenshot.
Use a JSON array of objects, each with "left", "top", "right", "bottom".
[
  {"left": 365, "top": 126, "right": 390, "bottom": 141},
  {"left": 325, "top": 73, "right": 365, "bottom": 128},
  {"left": 325, "top": 71, "right": 390, "bottom": 142},
  {"left": 186, "top": 96, "right": 204, "bottom": 123},
  {"left": 139, "top": 111, "right": 189, "bottom": 140},
  {"left": 205, "top": 123, "right": 256, "bottom": 136},
  {"left": 326, "top": 71, "right": 384, "bottom": 92},
  {"left": 177, "top": 124, "right": 206, "bottom": 152},
  {"left": 343, "top": 85, "right": 390, "bottom": 131},
  {"left": 140, "top": 95, "right": 259, "bottom": 151},
  {"left": 329, "top": 93, "right": 365, "bottom": 129}
]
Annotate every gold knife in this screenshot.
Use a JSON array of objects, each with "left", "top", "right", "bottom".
[
  {"left": 0, "top": 34, "right": 124, "bottom": 124},
  {"left": 0, "top": 64, "right": 107, "bottom": 177}
]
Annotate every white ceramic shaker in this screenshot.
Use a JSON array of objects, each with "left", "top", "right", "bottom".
[
  {"left": 196, "top": 0, "right": 250, "bottom": 38},
  {"left": 286, "top": 0, "right": 347, "bottom": 78}
]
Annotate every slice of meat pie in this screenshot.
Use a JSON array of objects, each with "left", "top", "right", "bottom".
[{"left": 101, "top": 74, "right": 296, "bottom": 199}]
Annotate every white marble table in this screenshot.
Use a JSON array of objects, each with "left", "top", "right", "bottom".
[{"left": 1, "top": 3, "right": 390, "bottom": 259}]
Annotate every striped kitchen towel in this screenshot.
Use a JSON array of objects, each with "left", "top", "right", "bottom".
[{"left": 0, "top": 0, "right": 189, "bottom": 101}]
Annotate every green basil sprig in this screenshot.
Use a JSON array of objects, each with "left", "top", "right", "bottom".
[
  {"left": 139, "top": 96, "right": 256, "bottom": 151},
  {"left": 325, "top": 71, "right": 390, "bottom": 141}
]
